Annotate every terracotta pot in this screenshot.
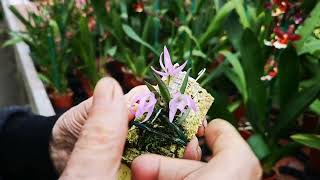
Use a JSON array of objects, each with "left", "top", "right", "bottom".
[
  {"left": 80, "top": 76, "right": 94, "bottom": 97},
  {"left": 75, "top": 71, "right": 94, "bottom": 97},
  {"left": 123, "top": 72, "right": 143, "bottom": 91},
  {"left": 50, "top": 89, "right": 74, "bottom": 109}
]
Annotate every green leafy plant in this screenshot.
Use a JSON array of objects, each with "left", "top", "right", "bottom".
[
  {"left": 5, "top": 0, "right": 76, "bottom": 95},
  {"left": 291, "top": 134, "right": 320, "bottom": 149}
]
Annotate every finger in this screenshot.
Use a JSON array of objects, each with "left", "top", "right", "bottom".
[
  {"left": 205, "top": 119, "right": 248, "bottom": 154},
  {"left": 132, "top": 154, "right": 205, "bottom": 180},
  {"left": 188, "top": 119, "right": 262, "bottom": 180},
  {"left": 196, "top": 119, "right": 207, "bottom": 137},
  {"left": 183, "top": 136, "right": 201, "bottom": 161},
  {"left": 61, "top": 77, "right": 128, "bottom": 179}
]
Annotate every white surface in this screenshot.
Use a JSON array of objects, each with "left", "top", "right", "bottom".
[{"left": 1, "top": 0, "right": 55, "bottom": 116}]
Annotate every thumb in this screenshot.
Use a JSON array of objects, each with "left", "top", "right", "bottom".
[
  {"left": 61, "top": 78, "right": 128, "bottom": 179},
  {"left": 132, "top": 154, "right": 205, "bottom": 180}
]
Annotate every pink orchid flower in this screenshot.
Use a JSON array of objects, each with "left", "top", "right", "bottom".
[
  {"left": 151, "top": 46, "right": 187, "bottom": 78},
  {"left": 169, "top": 92, "right": 197, "bottom": 123},
  {"left": 76, "top": 0, "right": 86, "bottom": 9},
  {"left": 131, "top": 92, "right": 157, "bottom": 123}
]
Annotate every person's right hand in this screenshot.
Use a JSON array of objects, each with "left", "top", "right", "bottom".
[{"left": 132, "top": 119, "right": 262, "bottom": 180}]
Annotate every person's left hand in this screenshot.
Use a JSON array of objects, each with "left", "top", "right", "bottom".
[{"left": 50, "top": 78, "right": 204, "bottom": 175}]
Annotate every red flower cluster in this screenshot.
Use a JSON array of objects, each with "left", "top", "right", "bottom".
[
  {"left": 261, "top": 58, "right": 278, "bottom": 81},
  {"left": 133, "top": 2, "right": 144, "bottom": 13},
  {"left": 264, "top": 0, "right": 302, "bottom": 49}
]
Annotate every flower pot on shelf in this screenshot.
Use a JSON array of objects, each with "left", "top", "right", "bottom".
[
  {"left": 49, "top": 89, "right": 74, "bottom": 110},
  {"left": 76, "top": 71, "right": 94, "bottom": 97},
  {"left": 105, "top": 60, "right": 143, "bottom": 92},
  {"left": 123, "top": 72, "right": 143, "bottom": 92}
]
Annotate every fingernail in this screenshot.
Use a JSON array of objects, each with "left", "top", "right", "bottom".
[{"left": 203, "top": 120, "right": 208, "bottom": 128}]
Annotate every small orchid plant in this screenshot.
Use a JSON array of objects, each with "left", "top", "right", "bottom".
[{"left": 129, "top": 46, "right": 198, "bottom": 146}]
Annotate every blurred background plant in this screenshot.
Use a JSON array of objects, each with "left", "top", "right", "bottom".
[{"left": 3, "top": 0, "right": 320, "bottom": 178}]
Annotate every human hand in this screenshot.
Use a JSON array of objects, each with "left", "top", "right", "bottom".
[
  {"left": 132, "top": 119, "right": 262, "bottom": 180},
  {"left": 50, "top": 78, "right": 204, "bottom": 175}
]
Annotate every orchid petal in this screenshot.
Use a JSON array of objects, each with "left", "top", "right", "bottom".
[
  {"left": 186, "top": 96, "right": 197, "bottom": 111},
  {"left": 169, "top": 106, "right": 178, "bottom": 123},
  {"left": 172, "top": 61, "right": 187, "bottom": 75},
  {"left": 151, "top": 67, "right": 169, "bottom": 77},
  {"left": 159, "top": 52, "right": 166, "bottom": 72},
  {"left": 163, "top": 46, "right": 174, "bottom": 71}
]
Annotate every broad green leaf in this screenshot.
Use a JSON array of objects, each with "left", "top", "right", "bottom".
[
  {"left": 240, "top": 29, "right": 267, "bottom": 133},
  {"left": 180, "top": 69, "right": 190, "bottom": 94},
  {"left": 152, "top": 72, "right": 171, "bottom": 105},
  {"left": 278, "top": 45, "right": 299, "bottom": 109},
  {"left": 310, "top": 99, "right": 320, "bottom": 115},
  {"left": 295, "top": 2, "right": 320, "bottom": 52},
  {"left": 199, "top": 1, "right": 235, "bottom": 47},
  {"left": 220, "top": 50, "right": 247, "bottom": 102},
  {"left": 291, "top": 134, "right": 320, "bottom": 149},
  {"left": 272, "top": 81, "right": 320, "bottom": 138},
  {"left": 247, "top": 134, "right": 270, "bottom": 160},
  {"left": 106, "top": 46, "right": 117, "bottom": 56},
  {"left": 122, "top": 24, "right": 159, "bottom": 56},
  {"left": 299, "top": 39, "right": 320, "bottom": 55}
]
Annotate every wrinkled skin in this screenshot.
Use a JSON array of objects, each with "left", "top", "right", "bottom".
[
  {"left": 50, "top": 78, "right": 204, "bottom": 176},
  {"left": 132, "top": 119, "right": 263, "bottom": 180},
  {"left": 51, "top": 77, "right": 261, "bottom": 180}
]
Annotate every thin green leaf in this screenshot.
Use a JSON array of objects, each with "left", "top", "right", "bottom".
[
  {"left": 272, "top": 81, "right": 320, "bottom": 138},
  {"left": 152, "top": 72, "right": 171, "bottom": 105},
  {"left": 2, "top": 35, "right": 23, "bottom": 47},
  {"left": 180, "top": 69, "right": 190, "bottom": 94},
  {"left": 178, "top": 26, "right": 200, "bottom": 49},
  {"left": 291, "top": 134, "right": 320, "bottom": 149},
  {"left": 199, "top": 1, "right": 235, "bottom": 47},
  {"left": 145, "top": 81, "right": 160, "bottom": 97},
  {"left": 220, "top": 50, "right": 247, "bottom": 102},
  {"left": 151, "top": 109, "right": 162, "bottom": 124},
  {"left": 9, "top": 6, "right": 33, "bottom": 29},
  {"left": 132, "top": 121, "right": 187, "bottom": 146},
  {"left": 231, "top": 0, "right": 250, "bottom": 28},
  {"left": 122, "top": 24, "right": 159, "bottom": 56}
]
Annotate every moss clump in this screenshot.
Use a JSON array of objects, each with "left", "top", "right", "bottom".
[{"left": 118, "top": 72, "right": 214, "bottom": 180}]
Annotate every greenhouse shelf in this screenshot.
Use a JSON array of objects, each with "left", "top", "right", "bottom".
[{"left": 1, "top": 0, "right": 55, "bottom": 116}]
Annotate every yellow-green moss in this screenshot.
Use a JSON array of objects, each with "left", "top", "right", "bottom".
[{"left": 118, "top": 72, "right": 214, "bottom": 180}]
